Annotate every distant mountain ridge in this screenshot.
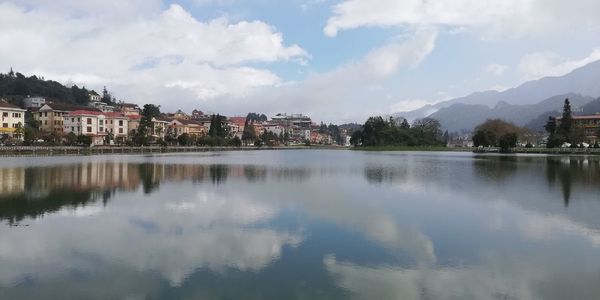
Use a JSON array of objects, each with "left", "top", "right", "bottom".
[
  {"left": 429, "top": 93, "right": 594, "bottom": 132},
  {"left": 396, "top": 60, "right": 600, "bottom": 128}
]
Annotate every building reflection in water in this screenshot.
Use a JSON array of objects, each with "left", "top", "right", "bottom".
[{"left": 0, "top": 162, "right": 314, "bottom": 225}]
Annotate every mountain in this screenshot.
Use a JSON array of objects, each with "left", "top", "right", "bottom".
[
  {"left": 396, "top": 60, "right": 600, "bottom": 122},
  {"left": 429, "top": 93, "right": 594, "bottom": 132}
]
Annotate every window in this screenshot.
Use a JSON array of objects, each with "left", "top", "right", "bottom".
[
  {"left": 99, "top": 120, "right": 104, "bottom": 125},
  {"left": 44, "top": 120, "right": 47, "bottom": 125},
  {"left": 72, "top": 118, "right": 75, "bottom": 122},
  {"left": 72, "top": 127, "right": 75, "bottom": 132},
  {"left": 39, "top": 112, "right": 42, "bottom": 117},
  {"left": 78, "top": 118, "right": 81, "bottom": 122},
  {"left": 44, "top": 112, "right": 47, "bottom": 117},
  {"left": 13, "top": 113, "right": 20, "bottom": 118},
  {"left": 2, "top": 112, "right": 7, "bottom": 117},
  {"left": 87, "top": 118, "right": 92, "bottom": 125},
  {"left": 119, "top": 120, "right": 123, "bottom": 126},
  {"left": 110, "top": 120, "right": 113, "bottom": 125},
  {"left": 119, "top": 128, "right": 123, "bottom": 134},
  {"left": 87, "top": 126, "right": 92, "bottom": 133},
  {"left": 99, "top": 127, "right": 104, "bottom": 132},
  {"left": 2, "top": 123, "right": 7, "bottom": 128}
]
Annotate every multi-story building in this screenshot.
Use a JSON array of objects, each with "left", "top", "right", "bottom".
[
  {"left": 63, "top": 110, "right": 107, "bottom": 146},
  {"left": 23, "top": 96, "right": 46, "bottom": 109},
  {"left": 34, "top": 103, "right": 100, "bottom": 133},
  {"left": 0, "top": 100, "right": 26, "bottom": 140},
  {"left": 105, "top": 112, "right": 130, "bottom": 144},
  {"left": 271, "top": 113, "right": 312, "bottom": 128},
  {"left": 571, "top": 115, "right": 600, "bottom": 143}
]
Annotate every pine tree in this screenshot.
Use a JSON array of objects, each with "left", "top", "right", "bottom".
[{"left": 557, "top": 98, "right": 573, "bottom": 141}]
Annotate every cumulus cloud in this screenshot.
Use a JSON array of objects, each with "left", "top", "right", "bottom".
[
  {"left": 324, "top": 0, "right": 600, "bottom": 38},
  {"left": 518, "top": 48, "right": 600, "bottom": 80},
  {"left": 0, "top": 1, "right": 307, "bottom": 108}
]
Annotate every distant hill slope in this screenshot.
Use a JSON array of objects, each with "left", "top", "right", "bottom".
[
  {"left": 396, "top": 60, "right": 600, "bottom": 121},
  {"left": 0, "top": 70, "right": 94, "bottom": 108},
  {"left": 429, "top": 93, "right": 594, "bottom": 132}
]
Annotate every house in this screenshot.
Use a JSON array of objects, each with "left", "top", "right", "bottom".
[
  {"left": 34, "top": 103, "right": 101, "bottom": 133},
  {"left": 63, "top": 110, "right": 107, "bottom": 146},
  {"left": 23, "top": 96, "right": 46, "bottom": 109},
  {"left": 104, "top": 112, "right": 130, "bottom": 143},
  {"left": 169, "top": 119, "right": 206, "bottom": 137},
  {"left": 118, "top": 103, "right": 140, "bottom": 116},
  {"left": 151, "top": 117, "right": 170, "bottom": 139},
  {"left": 0, "top": 100, "right": 26, "bottom": 140}
]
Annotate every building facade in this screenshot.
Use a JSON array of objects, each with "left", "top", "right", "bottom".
[{"left": 0, "top": 101, "right": 26, "bottom": 140}]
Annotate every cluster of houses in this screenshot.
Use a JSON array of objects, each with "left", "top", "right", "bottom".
[{"left": 1, "top": 94, "right": 350, "bottom": 146}]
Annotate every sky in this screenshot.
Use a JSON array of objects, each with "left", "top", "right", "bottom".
[{"left": 1, "top": 0, "right": 600, "bottom": 123}]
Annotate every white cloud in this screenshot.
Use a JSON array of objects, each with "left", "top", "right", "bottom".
[
  {"left": 518, "top": 48, "right": 600, "bottom": 80},
  {"left": 236, "top": 28, "right": 437, "bottom": 122},
  {"left": 484, "top": 64, "right": 509, "bottom": 76},
  {"left": 0, "top": 2, "right": 307, "bottom": 107},
  {"left": 324, "top": 0, "right": 600, "bottom": 38}
]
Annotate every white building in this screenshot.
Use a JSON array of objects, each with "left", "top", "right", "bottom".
[
  {"left": 23, "top": 96, "right": 46, "bottom": 109},
  {"left": 63, "top": 110, "right": 107, "bottom": 146},
  {"left": 105, "top": 112, "right": 129, "bottom": 144},
  {"left": 0, "top": 100, "right": 26, "bottom": 140}
]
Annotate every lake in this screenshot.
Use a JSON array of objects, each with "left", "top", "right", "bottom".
[{"left": 1, "top": 150, "right": 600, "bottom": 299}]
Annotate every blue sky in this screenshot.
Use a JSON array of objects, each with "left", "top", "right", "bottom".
[{"left": 2, "top": 0, "right": 600, "bottom": 122}]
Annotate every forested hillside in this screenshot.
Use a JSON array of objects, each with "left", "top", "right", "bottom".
[{"left": 0, "top": 69, "right": 95, "bottom": 107}]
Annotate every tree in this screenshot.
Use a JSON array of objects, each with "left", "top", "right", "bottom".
[
  {"left": 242, "top": 119, "right": 256, "bottom": 143},
  {"left": 350, "top": 130, "right": 363, "bottom": 146},
  {"left": 473, "top": 119, "right": 527, "bottom": 147},
  {"left": 400, "top": 118, "right": 410, "bottom": 130},
  {"left": 557, "top": 98, "right": 573, "bottom": 141},
  {"left": 135, "top": 104, "right": 161, "bottom": 145},
  {"left": 228, "top": 136, "right": 242, "bottom": 147},
  {"left": 77, "top": 135, "right": 92, "bottom": 147},
  {"left": 66, "top": 132, "right": 77, "bottom": 146},
  {"left": 544, "top": 116, "right": 557, "bottom": 136},
  {"left": 177, "top": 133, "right": 191, "bottom": 146},
  {"left": 209, "top": 114, "right": 228, "bottom": 138},
  {"left": 411, "top": 118, "right": 443, "bottom": 146},
  {"left": 498, "top": 133, "right": 518, "bottom": 153}
]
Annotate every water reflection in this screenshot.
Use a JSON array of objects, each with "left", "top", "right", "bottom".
[{"left": 1, "top": 152, "right": 600, "bottom": 299}]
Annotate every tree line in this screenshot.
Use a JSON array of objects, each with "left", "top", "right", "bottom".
[{"left": 350, "top": 116, "right": 447, "bottom": 147}]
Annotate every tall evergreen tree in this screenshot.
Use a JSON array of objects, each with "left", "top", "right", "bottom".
[{"left": 557, "top": 98, "right": 573, "bottom": 139}]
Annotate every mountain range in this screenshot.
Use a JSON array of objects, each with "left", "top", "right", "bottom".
[{"left": 396, "top": 60, "right": 600, "bottom": 132}]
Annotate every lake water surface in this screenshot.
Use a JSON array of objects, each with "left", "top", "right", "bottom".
[{"left": 1, "top": 150, "right": 600, "bottom": 299}]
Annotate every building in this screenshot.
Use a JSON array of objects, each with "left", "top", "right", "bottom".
[
  {"left": 271, "top": 113, "right": 312, "bottom": 128},
  {"left": 572, "top": 115, "right": 600, "bottom": 143},
  {"left": 151, "top": 117, "right": 170, "bottom": 139},
  {"left": 89, "top": 92, "right": 101, "bottom": 102},
  {"left": 127, "top": 115, "right": 141, "bottom": 137},
  {"left": 169, "top": 119, "right": 207, "bottom": 137},
  {"left": 0, "top": 100, "right": 26, "bottom": 140},
  {"left": 63, "top": 110, "right": 107, "bottom": 146},
  {"left": 118, "top": 103, "right": 140, "bottom": 116},
  {"left": 34, "top": 103, "right": 101, "bottom": 133},
  {"left": 105, "top": 112, "right": 130, "bottom": 144},
  {"left": 23, "top": 96, "right": 46, "bottom": 109}
]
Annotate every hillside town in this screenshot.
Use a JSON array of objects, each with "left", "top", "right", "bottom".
[{"left": 0, "top": 92, "right": 352, "bottom": 147}]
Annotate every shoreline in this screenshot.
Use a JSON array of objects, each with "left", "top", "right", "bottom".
[{"left": 0, "top": 145, "right": 348, "bottom": 157}]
